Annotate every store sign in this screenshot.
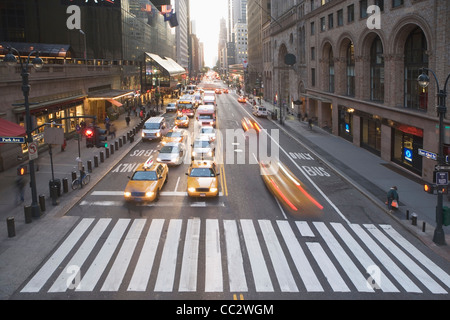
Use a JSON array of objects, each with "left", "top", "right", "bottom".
[
  {"left": 61, "top": 0, "right": 120, "bottom": 7},
  {"left": 404, "top": 148, "right": 413, "bottom": 163}
]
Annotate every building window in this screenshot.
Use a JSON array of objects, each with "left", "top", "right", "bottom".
[
  {"left": 360, "top": 0, "right": 368, "bottom": 18},
  {"left": 361, "top": 116, "right": 381, "bottom": 155},
  {"left": 370, "top": 36, "right": 384, "bottom": 102},
  {"left": 311, "top": 0, "right": 315, "bottom": 11},
  {"left": 311, "top": 47, "right": 315, "bottom": 60},
  {"left": 375, "top": 0, "right": 384, "bottom": 11},
  {"left": 311, "top": 68, "right": 316, "bottom": 87},
  {"left": 337, "top": 9, "right": 344, "bottom": 26},
  {"left": 310, "top": 21, "right": 315, "bottom": 35},
  {"left": 404, "top": 27, "right": 428, "bottom": 111},
  {"left": 329, "top": 50, "right": 335, "bottom": 93},
  {"left": 328, "top": 13, "right": 334, "bottom": 29},
  {"left": 392, "top": 0, "right": 404, "bottom": 8},
  {"left": 320, "top": 17, "right": 326, "bottom": 31},
  {"left": 346, "top": 42, "right": 355, "bottom": 97},
  {"left": 347, "top": 4, "right": 355, "bottom": 23}
]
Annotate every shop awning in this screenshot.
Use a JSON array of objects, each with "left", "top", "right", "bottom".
[
  {"left": 0, "top": 118, "right": 26, "bottom": 137},
  {"left": 12, "top": 90, "right": 86, "bottom": 114},
  {"left": 145, "top": 53, "right": 186, "bottom": 77},
  {"left": 107, "top": 98, "right": 123, "bottom": 107},
  {"left": 88, "top": 89, "right": 135, "bottom": 100}
]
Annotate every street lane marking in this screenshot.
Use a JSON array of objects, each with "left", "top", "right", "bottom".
[
  {"left": 179, "top": 218, "right": 201, "bottom": 292},
  {"left": 224, "top": 220, "right": 248, "bottom": 292},
  {"left": 101, "top": 219, "right": 146, "bottom": 292},
  {"left": 154, "top": 219, "right": 182, "bottom": 292},
  {"left": 77, "top": 219, "right": 130, "bottom": 292},
  {"left": 205, "top": 219, "right": 223, "bottom": 292},
  {"left": 128, "top": 219, "right": 165, "bottom": 292},
  {"left": 21, "top": 218, "right": 95, "bottom": 293}
]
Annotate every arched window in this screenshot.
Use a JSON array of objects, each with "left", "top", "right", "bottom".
[
  {"left": 346, "top": 42, "right": 355, "bottom": 96},
  {"left": 329, "top": 49, "right": 335, "bottom": 93},
  {"left": 370, "top": 36, "right": 384, "bottom": 102},
  {"left": 404, "top": 27, "right": 428, "bottom": 111}
]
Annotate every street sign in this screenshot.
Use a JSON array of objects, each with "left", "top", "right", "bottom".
[
  {"left": 435, "top": 165, "right": 450, "bottom": 171},
  {"left": 0, "top": 136, "right": 26, "bottom": 144},
  {"left": 436, "top": 172, "right": 449, "bottom": 186},
  {"left": 28, "top": 142, "right": 38, "bottom": 160},
  {"left": 418, "top": 148, "right": 437, "bottom": 161}
]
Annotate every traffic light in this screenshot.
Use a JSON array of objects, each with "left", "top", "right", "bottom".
[
  {"left": 17, "top": 165, "right": 27, "bottom": 176},
  {"left": 95, "top": 126, "right": 108, "bottom": 148},
  {"left": 424, "top": 183, "right": 435, "bottom": 194},
  {"left": 85, "top": 128, "right": 95, "bottom": 148}
]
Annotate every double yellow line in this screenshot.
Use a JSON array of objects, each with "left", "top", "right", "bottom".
[{"left": 219, "top": 164, "right": 228, "bottom": 196}]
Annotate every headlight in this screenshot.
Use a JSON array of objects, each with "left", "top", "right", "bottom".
[
  {"left": 192, "top": 151, "right": 196, "bottom": 156},
  {"left": 208, "top": 151, "right": 213, "bottom": 157},
  {"left": 156, "top": 158, "right": 162, "bottom": 162},
  {"left": 210, "top": 187, "right": 218, "bottom": 193},
  {"left": 156, "top": 132, "right": 161, "bottom": 137},
  {"left": 145, "top": 191, "right": 155, "bottom": 198},
  {"left": 188, "top": 187, "right": 196, "bottom": 193},
  {"left": 142, "top": 132, "right": 145, "bottom": 137},
  {"left": 124, "top": 192, "right": 131, "bottom": 198}
]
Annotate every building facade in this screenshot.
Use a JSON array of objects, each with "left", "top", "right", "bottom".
[{"left": 259, "top": 0, "right": 450, "bottom": 181}]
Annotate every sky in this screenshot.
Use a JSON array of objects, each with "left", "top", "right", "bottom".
[{"left": 189, "top": 0, "right": 228, "bottom": 67}]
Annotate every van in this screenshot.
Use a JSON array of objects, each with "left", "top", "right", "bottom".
[
  {"left": 203, "top": 95, "right": 216, "bottom": 108},
  {"left": 142, "top": 117, "right": 169, "bottom": 141},
  {"left": 196, "top": 105, "right": 216, "bottom": 128},
  {"left": 253, "top": 105, "right": 269, "bottom": 118}
]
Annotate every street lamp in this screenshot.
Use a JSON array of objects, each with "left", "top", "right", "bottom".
[
  {"left": 79, "top": 29, "right": 87, "bottom": 61},
  {"left": 4, "top": 47, "right": 44, "bottom": 218},
  {"left": 418, "top": 67, "right": 450, "bottom": 246}
]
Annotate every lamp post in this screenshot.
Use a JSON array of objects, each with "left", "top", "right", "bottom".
[
  {"left": 418, "top": 68, "right": 450, "bottom": 246},
  {"left": 4, "top": 48, "right": 44, "bottom": 218},
  {"left": 79, "top": 29, "right": 87, "bottom": 62}
]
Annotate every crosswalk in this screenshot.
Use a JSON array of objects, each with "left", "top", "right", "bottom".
[{"left": 20, "top": 218, "right": 450, "bottom": 296}]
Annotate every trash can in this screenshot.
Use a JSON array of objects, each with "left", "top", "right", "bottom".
[{"left": 49, "top": 179, "right": 61, "bottom": 197}]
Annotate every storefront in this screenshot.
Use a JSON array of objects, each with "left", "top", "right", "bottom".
[
  {"left": 390, "top": 121, "right": 423, "bottom": 175},
  {"left": 141, "top": 53, "right": 186, "bottom": 93},
  {"left": 338, "top": 105, "right": 354, "bottom": 142},
  {"left": 359, "top": 111, "right": 382, "bottom": 156}
]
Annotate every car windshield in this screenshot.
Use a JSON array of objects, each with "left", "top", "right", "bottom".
[
  {"left": 194, "top": 140, "right": 211, "bottom": 148},
  {"left": 177, "top": 116, "right": 188, "bottom": 120},
  {"left": 180, "top": 104, "right": 193, "bottom": 110},
  {"left": 144, "top": 123, "right": 160, "bottom": 130},
  {"left": 190, "top": 168, "right": 215, "bottom": 177},
  {"left": 131, "top": 171, "right": 157, "bottom": 181},
  {"left": 166, "top": 131, "right": 182, "bottom": 137},
  {"left": 198, "top": 115, "right": 213, "bottom": 120},
  {"left": 201, "top": 128, "right": 214, "bottom": 134},
  {"left": 160, "top": 146, "right": 178, "bottom": 154}
]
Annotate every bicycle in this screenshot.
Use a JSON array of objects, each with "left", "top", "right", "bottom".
[{"left": 72, "top": 171, "right": 91, "bottom": 190}]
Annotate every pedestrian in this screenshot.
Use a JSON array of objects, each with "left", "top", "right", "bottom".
[
  {"left": 61, "top": 138, "right": 67, "bottom": 152},
  {"left": 109, "top": 123, "right": 116, "bottom": 139},
  {"left": 387, "top": 186, "right": 399, "bottom": 213},
  {"left": 125, "top": 115, "right": 131, "bottom": 126},
  {"left": 15, "top": 173, "right": 26, "bottom": 205},
  {"left": 308, "top": 118, "right": 313, "bottom": 130},
  {"left": 105, "top": 120, "right": 111, "bottom": 135}
]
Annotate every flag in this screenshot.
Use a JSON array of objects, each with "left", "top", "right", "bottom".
[
  {"left": 169, "top": 12, "right": 178, "bottom": 28},
  {"left": 161, "top": 5, "right": 172, "bottom": 14},
  {"left": 163, "top": 9, "right": 173, "bottom": 21}
]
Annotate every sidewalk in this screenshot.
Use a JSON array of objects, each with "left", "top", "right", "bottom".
[
  {"left": 257, "top": 98, "right": 450, "bottom": 259},
  {"left": 0, "top": 110, "right": 146, "bottom": 299}
]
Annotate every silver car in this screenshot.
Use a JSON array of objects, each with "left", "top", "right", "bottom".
[
  {"left": 156, "top": 142, "right": 186, "bottom": 166},
  {"left": 191, "top": 137, "right": 215, "bottom": 160},
  {"left": 166, "top": 103, "right": 177, "bottom": 112}
]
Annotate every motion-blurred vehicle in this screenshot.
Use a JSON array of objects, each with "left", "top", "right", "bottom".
[
  {"left": 166, "top": 103, "right": 177, "bottom": 112},
  {"left": 198, "top": 126, "right": 217, "bottom": 142},
  {"left": 124, "top": 158, "right": 168, "bottom": 203},
  {"left": 241, "top": 117, "right": 261, "bottom": 133},
  {"left": 186, "top": 160, "right": 220, "bottom": 197},
  {"left": 223, "top": 89, "right": 229, "bottom": 94},
  {"left": 174, "top": 115, "right": 190, "bottom": 128},
  {"left": 161, "top": 128, "right": 188, "bottom": 145},
  {"left": 156, "top": 142, "right": 186, "bottom": 166},
  {"left": 192, "top": 137, "right": 215, "bottom": 160},
  {"left": 215, "top": 88, "right": 222, "bottom": 94},
  {"left": 238, "top": 96, "right": 247, "bottom": 103},
  {"left": 253, "top": 105, "right": 269, "bottom": 118},
  {"left": 259, "top": 161, "right": 324, "bottom": 217}
]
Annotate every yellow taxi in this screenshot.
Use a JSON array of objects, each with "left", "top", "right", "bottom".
[
  {"left": 238, "top": 96, "right": 247, "bottom": 103},
  {"left": 124, "top": 158, "right": 168, "bottom": 203},
  {"left": 161, "top": 128, "right": 188, "bottom": 145},
  {"left": 174, "top": 114, "right": 190, "bottom": 128},
  {"left": 186, "top": 160, "right": 220, "bottom": 197}
]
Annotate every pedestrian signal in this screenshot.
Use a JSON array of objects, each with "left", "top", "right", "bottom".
[
  {"left": 85, "top": 128, "right": 95, "bottom": 148},
  {"left": 95, "top": 127, "right": 108, "bottom": 148},
  {"left": 17, "top": 165, "right": 27, "bottom": 176},
  {"left": 424, "top": 184, "right": 434, "bottom": 194}
]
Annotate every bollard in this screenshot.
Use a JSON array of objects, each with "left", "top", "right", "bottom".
[
  {"left": 72, "top": 171, "right": 77, "bottom": 182},
  {"left": 94, "top": 156, "right": 99, "bottom": 168},
  {"left": 6, "top": 217, "right": 15, "bottom": 238},
  {"left": 123, "top": 135, "right": 127, "bottom": 144},
  {"left": 24, "top": 206, "right": 32, "bottom": 224},
  {"left": 115, "top": 140, "right": 119, "bottom": 150},
  {"left": 100, "top": 151, "right": 104, "bottom": 163},
  {"left": 119, "top": 138, "right": 122, "bottom": 148},
  {"left": 39, "top": 195, "right": 46, "bottom": 212},
  {"left": 50, "top": 185, "right": 59, "bottom": 206},
  {"left": 87, "top": 160, "right": 92, "bottom": 173},
  {"left": 105, "top": 148, "right": 110, "bottom": 158},
  {"left": 110, "top": 144, "right": 114, "bottom": 155},
  {"left": 63, "top": 178, "right": 69, "bottom": 194},
  {"left": 411, "top": 213, "right": 418, "bottom": 226},
  {"left": 422, "top": 221, "right": 426, "bottom": 232},
  {"left": 406, "top": 210, "right": 409, "bottom": 220}
]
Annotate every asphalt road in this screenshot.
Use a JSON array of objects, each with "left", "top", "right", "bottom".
[{"left": 12, "top": 82, "right": 450, "bottom": 301}]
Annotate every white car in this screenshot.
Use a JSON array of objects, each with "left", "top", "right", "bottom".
[
  {"left": 198, "top": 126, "right": 217, "bottom": 142},
  {"left": 166, "top": 103, "right": 177, "bottom": 112},
  {"left": 156, "top": 142, "right": 186, "bottom": 166},
  {"left": 191, "top": 137, "right": 215, "bottom": 160},
  {"left": 253, "top": 106, "right": 269, "bottom": 117}
]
